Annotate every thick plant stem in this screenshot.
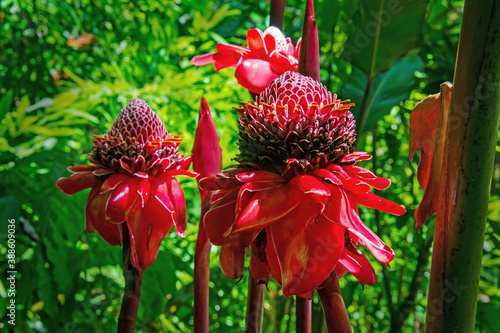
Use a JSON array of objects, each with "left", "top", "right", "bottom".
[
  {"left": 193, "top": 220, "right": 210, "bottom": 333},
  {"left": 425, "top": 1, "right": 500, "bottom": 332},
  {"left": 245, "top": 276, "right": 265, "bottom": 333},
  {"left": 270, "top": 0, "right": 286, "bottom": 30},
  {"left": 318, "top": 275, "right": 352, "bottom": 333},
  {"left": 296, "top": 297, "right": 312, "bottom": 333},
  {"left": 117, "top": 225, "right": 143, "bottom": 333}
]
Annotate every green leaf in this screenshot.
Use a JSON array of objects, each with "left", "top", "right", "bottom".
[
  {"left": 342, "top": 56, "right": 424, "bottom": 133},
  {"left": 476, "top": 296, "right": 500, "bottom": 333},
  {"left": 344, "top": 0, "right": 427, "bottom": 76},
  {"left": 0, "top": 89, "right": 14, "bottom": 119},
  {"left": 15, "top": 95, "right": 30, "bottom": 127},
  {"left": 26, "top": 125, "right": 76, "bottom": 137},
  {"left": 140, "top": 249, "right": 177, "bottom": 319}
]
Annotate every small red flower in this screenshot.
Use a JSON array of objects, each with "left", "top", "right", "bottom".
[
  {"left": 56, "top": 98, "right": 196, "bottom": 270},
  {"left": 200, "top": 72, "right": 405, "bottom": 297},
  {"left": 192, "top": 27, "right": 300, "bottom": 94}
]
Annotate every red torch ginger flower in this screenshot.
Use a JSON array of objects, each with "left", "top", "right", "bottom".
[
  {"left": 192, "top": 26, "right": 300, "bottom": 94},
  {"left": 56, "top": 98, "right": 196, "bottom": 270},
  {"left": 200, "top": 72, "right": 405, "bottom": 297}
]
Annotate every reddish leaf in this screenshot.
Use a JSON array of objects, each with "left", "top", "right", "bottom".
[{"left": 409, "top": 82, "right": 452, "bottom": 229}]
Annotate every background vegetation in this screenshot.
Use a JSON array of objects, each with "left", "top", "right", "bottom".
[{"left": 0, "top": 0, "right": 498, "bottom": 332}]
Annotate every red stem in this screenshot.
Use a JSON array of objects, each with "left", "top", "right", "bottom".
[
  {"left": 117, "top": 224, "right": 143, "bottom": 333},
  {"left": 245, "top": 275, "right": 265, "bottom": 333},
  {"left": 298, "top": 0, "right": 320, "bottom": 81},
  {"left": 193, "top": 219, "right": 211, "bottom": 332},
  {"left": 317, "top": 275, "right": 352, "bottom": 333},
  {"left": 296, "top": 297, "right": 312, "bottom": 333},
  {"left": 270, "top": 0, "right": 287, "bottom": 30}
]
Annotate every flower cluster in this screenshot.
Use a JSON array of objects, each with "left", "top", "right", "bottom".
[
  {"left": 192, "top": 26, "right": 300, "bottom": 94},
  {"left": 200, "top": 72, "right": 405, "bottom": 297},
  {"left": 57, "top": 98, "right": 195, "bottom": 270}
]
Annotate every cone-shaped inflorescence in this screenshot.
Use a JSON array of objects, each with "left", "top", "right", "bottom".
[
  {"left": 90, "top": 98, "right": 182, "bottom": 177},
  {"left": 236, "top": 71, "right": 355, "bottom": 177}
]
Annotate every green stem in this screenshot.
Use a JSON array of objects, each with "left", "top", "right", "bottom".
[
  {"left": 425, "top": 1, "right": 500, "bottom": 331},
  {"left": 295, "top": 297, "right": 312, "bottom": 333},
  {"left": 356, "top": 0, "right": 384, "bottom": 138},
  {"left": 245, "top": 275, "right": 265, "bottom": 333},
  {"left": 117, "top": 224, "right": 143, "bottom": 333},
  {"left": 356, "top": 69, "right": 375, "bottom": 140}
]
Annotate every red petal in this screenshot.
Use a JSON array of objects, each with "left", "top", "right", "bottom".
[
  {"left": 309, "top": 168, "right": 342, "bottom": 185},
  {"left": 236, "top": 171, "right": 285, "bottom": 183},
  {"left": 204, "top": 204, "right": 236, "bottom": 245},
  {"left": 56, "top": 171, "right": 101, "bottom": 195},
  {"left": 126, "top": 193, "right": 175, "bottom": 270},
  {"left": 219, "top": 231, "right": 259, "bottom": 279},
  {"left": 199, "top": 173, "right": 242, "bottom": 192},
  {"left": 342, "top": 165, "right": 391, "bottom": 190},
  {"left": 336, "top": 248, "right": 376, "bottom": 285},
  {"left": 68, "top": 165, "right": 96, "bottom": 173},
  {"left": 191, "top": 53, "right": 216, "bottom": 66},
  {"left": 268, "top": 51, "right": 298, "bottom": 72},
  {"left": 105, "top": 177, "right": 146, "bottom": 223},
  {"left": 203, "top": 189, "right": 239, "bottom": 245},
  {"left": 246, "top": 28, "right": 266, "bottom": 56},
  {"left": 347, "top": 190, "right": 406, "bottom": 216},
  {"left": 235, "top": 59, "right": 280, "bottom": 94},
  {"left": 250, "top": 256, "right": 270, "bottom": 285},
  {"left": 232, "top": 185, "right": 302, "bottom": 234},
  {"left": 324, "top": 185, "right": 394, "bottom": 264},
  {"left": 268, "top": 199, "right": 344, "bottom": 296},
  {"left": 167, "top": 169, "right": 198, "bottom": 178},
  {"left": 265, "top": 236, "right": 282, "bottom": 286},
  {"left": 100, "top": 173, "right": 129, "bottom": 193},
  {"left": 85, "top": 187, "right": 122, "bottom": 245},
  {"left": 289, "top": 175, "right": 331, "bottom": 202},
  {"left": 341, "top": 152, "right": 372, "bottom": 163},
  {"left": 166, "top": 178, "right": 187, "bottom": 238}
]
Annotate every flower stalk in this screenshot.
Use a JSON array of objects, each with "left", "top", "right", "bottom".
[
  {"left": 270, "top": 0, "right": 287, "bottom": 30},
  {"left": 117, "top": 224, "right": 143, "bottom": 333},
  {"left": 245, "top": 276, "right": 265, "bottom": 333},
  {"left": 295, "top": 298, "right": 312, "bottom": 333},
  {"left": 424, "top": 1, "right": 500, "bottom": 331},
  {"left": 317, "top": 274, "right": 352, "bottom": 333}
]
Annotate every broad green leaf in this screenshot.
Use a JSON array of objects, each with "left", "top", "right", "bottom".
[
  {"left": 344, "top": 0, "right": 427, "bottom": 75},
  {"left": 342, "top": 56, "right": 424, "bottom": 133}
]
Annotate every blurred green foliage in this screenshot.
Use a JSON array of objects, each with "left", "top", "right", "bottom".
[{"left": 0, "top": 0, "right": 498, "bottom": 332}]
